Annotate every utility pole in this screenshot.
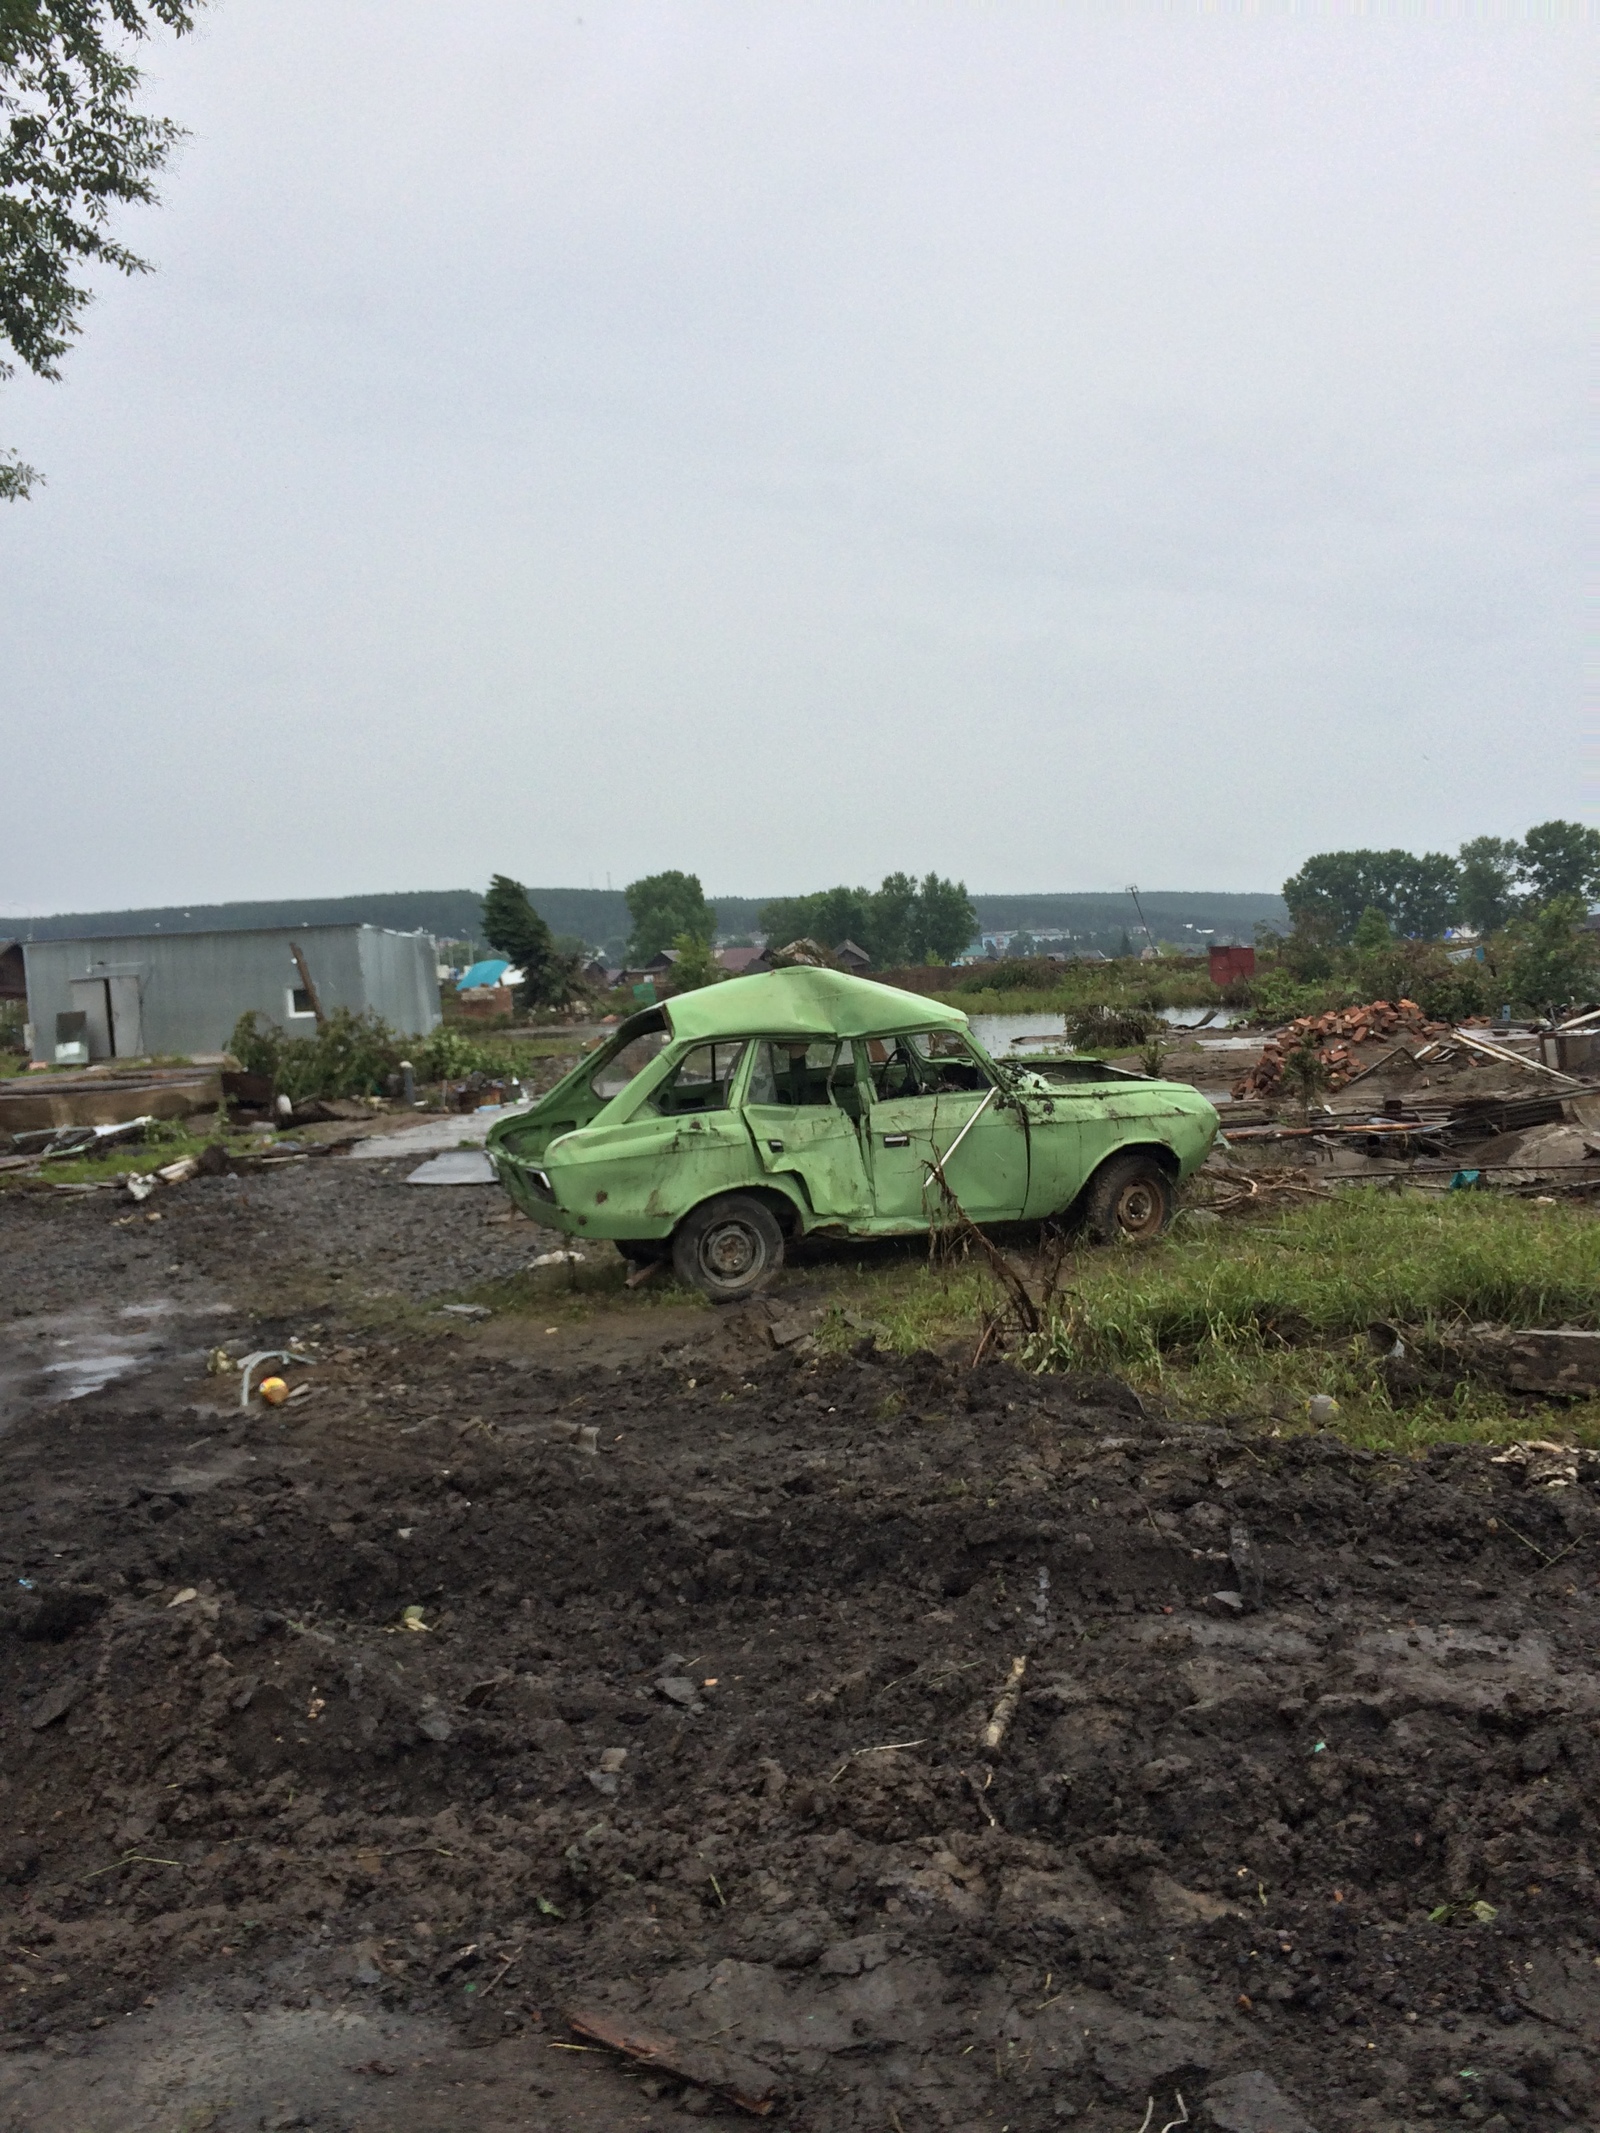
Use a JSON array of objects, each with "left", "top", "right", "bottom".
[{"left": 1126, "top": 885, "right": 1157, "bottom": 956}]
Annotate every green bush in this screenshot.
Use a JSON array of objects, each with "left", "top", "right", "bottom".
[
  {"left": 1240, "top": 969, "right": 1350, "bottom": 1025},
  {"left": 229, "top": 1009, "right": 401, "bottom": 1102},
  {"left": 957, "top": 957, "right": 1065, "bottom": 995},
  {"left": 413, "top": 1026, "right": 524, "bottom": 1082}
]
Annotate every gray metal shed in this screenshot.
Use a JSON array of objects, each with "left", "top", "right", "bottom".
[{"left": 22, "top": 924, "right": 441, "bottom": 1064}]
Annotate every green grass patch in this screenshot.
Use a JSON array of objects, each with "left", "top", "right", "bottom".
[
  {"left": 810, "top": 1194, "right": 1600, "bottom": 1452},
  {"left": 18, "top": 1127, "right": 244, "bottom": 1187}
]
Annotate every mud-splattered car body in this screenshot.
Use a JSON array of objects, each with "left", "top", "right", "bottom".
[{"left": 488, "top": 969, "right": 1217, "bottom": 1284}]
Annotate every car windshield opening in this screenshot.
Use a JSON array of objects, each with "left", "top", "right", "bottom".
[{"left": 865, "top": 1030, "right": 992, "bottom": 1100}]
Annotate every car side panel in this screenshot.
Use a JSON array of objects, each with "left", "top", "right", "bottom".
[
  {"left": 533, "top": 1113, "right": 757, "bottom": 1240},
  {"left": 743, "top": 1102, "right": 872, "bottom": 1217}
]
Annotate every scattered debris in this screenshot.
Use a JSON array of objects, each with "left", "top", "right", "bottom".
[
  {"left": 236, "top": 1349, "right": 312, "bottom": 1408},
  {"left": 1232, "top": 1001, "right": 1446, "bottom": 1099},
  {"left": 565, "top": 2007, "right": 779, "bottom": 2117},
  {"left": 406, "top": 1150, "right": 498, "bottom": 1186},
  {"left": 979, "top": 1654, "right": 1027, "bottom": 1752}
]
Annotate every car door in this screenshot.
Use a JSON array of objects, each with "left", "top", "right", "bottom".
[
  {"left": 741, "top": 1039, "right": 872, "bottom": 1219},
  {"left": 861, "top": 1030, "right": 1029, "bottom": 1226}
]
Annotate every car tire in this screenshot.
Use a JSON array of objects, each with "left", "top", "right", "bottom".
[
  {"left": 672, "top": 1195, "right": 785, "bottom": 1302},
  {"left": 1082, "top": 1151, "right": 1174, "bottom": 1244}
]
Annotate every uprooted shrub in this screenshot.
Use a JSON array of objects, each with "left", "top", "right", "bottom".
[
  {"left": 229, "top": 1009, "right": 402, "bottom": 1103},
  {"left": 1064, "top": 1003, "right": 1165, "bottom": 1052}
]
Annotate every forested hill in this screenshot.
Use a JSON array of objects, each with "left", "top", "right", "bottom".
[{"left": 3, "top": 886, "right": 1287, "bottom": 950}]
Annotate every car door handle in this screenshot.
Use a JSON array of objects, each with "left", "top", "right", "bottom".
[
  {"left": 882, "top": 1133, "right": 910, "bottom": 1147},
  {"left": 767, "top": 1139, "right": 784, "bottom": 1152}
]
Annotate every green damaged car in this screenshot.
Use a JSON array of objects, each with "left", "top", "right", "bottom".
[{"left": 488, "top": 967, "right": 1219, "bottom": 1299}]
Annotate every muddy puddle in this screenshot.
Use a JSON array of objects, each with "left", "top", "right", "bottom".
[{"left": 0, "top": 1299, "right": 241, "bottom": 1433}]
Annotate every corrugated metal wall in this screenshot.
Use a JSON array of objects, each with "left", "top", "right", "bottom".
[{"left": 22, "top": 926, "right": 440, "bottom": 1061}]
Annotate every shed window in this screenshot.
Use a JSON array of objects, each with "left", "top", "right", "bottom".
[{"left": 287, "top": 987, "right": 317, "bottom": 1019}]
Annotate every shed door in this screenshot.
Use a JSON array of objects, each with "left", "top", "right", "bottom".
[
  {"left": 107, "top": 975, "right": 143, "bottom": 1058},
  {"left": 69, "top": 978, "right": 113, "bottom": 1060}
]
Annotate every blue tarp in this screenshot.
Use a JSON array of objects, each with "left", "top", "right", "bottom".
[{"left": 456, "top": 958, "right": 511, "bottom": 990}]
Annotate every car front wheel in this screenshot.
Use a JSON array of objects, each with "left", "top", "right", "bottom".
[
  {"left": 671, "top": 1194, "right": 785, "bottom": 1301},
  {"left": 1082, "top": 1152, "right": 1174, "bottom": 1243}
]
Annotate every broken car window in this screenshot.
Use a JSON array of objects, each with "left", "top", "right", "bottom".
[
  {"left": 588, "top": 1026, "right": 670, "bottom": 1102},
  {"left": 746, "top": 1040, "right": 849, "bottom": 1108},
  {"left": 865, "top": 1030, "right": 992, "bottom": 1101},
  {"left": 645, "top": 1041, "right": 748, "bottom": 1116}
]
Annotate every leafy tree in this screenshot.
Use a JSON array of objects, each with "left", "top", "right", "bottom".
[
  {"left": 1350, "top": 905, "right": 1393, "bottom": 956},
  {"left": 1498, "top": 895, "right": 1600, "bottom": 1016},
  {"left": 481, "top": 872, "right": 573, "bottom": 1007},
  {"left": 625, "top": 870, "right": 714, "bottom": 962},
  {"left": 661, "top": 930, "right": 723, "bottom": 995},
  {"left": 1519, "top": 820, "right": 1600, "bottom": 909},
  {"left": 865, "top": 871, "right": 919, "bottom": 966},
  {"left": 1283, "top": 849, "right": 1460, "bottom": 943},
  {"left": 910, "top": 872, "right": 977, "bottom": 963},
  {"left": 2, "top": 1, "right": 200, "bottom": 499},
  {"left": 760, "top": 871, "right": 975, "bottom": 967},
  {"left": 758, "top": 887, "right": 865, "bottom": 954},
  {"left": 1456, "top": 836, "right": 1522, "bottom": 934}
]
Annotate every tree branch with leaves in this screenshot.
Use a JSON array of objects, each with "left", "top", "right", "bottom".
[{"left": 1, "top": 0, "right": 200, "bottom": 498}]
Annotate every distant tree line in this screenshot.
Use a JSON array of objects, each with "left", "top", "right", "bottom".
[
  {"left": 1282, "top": 821, "right": 1600, "bottom": 943},
  {"left": 756, "top": 873, "right": 977, "bottom": 967}
]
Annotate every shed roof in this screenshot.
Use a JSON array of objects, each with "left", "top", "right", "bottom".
[{"left": 663, "top": 965, "right": 966, "bottom": 1043}]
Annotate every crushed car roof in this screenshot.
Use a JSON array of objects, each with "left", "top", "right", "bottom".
[{"left": 662, "top": 965, "right": 968, "bottom": 1043}]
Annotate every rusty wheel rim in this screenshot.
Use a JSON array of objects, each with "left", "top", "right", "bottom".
[{"left": 1114, "top": 1178, "right": 1165, "bottom": 1238}]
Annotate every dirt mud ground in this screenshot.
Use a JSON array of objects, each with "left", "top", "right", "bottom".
[{"left": 1, "top": 1162, "right": 1598, "bottom": 2133}]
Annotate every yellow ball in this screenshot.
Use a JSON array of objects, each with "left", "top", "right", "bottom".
[{"left": 258, "top": 1375, "right": 289, "bottom": 1407}]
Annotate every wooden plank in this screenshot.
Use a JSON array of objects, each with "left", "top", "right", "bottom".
[{"left": 565, "top": 2008, "right": 779, "bottom": 2115}]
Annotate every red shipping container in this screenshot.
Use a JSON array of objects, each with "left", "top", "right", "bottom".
[{"left": 1209, "top": 944, "right": 1257, "bottom": 984}]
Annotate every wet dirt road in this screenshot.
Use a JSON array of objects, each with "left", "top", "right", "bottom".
[{"left": 1, "top": 1162, "right": 1597, "bottom": 2132}]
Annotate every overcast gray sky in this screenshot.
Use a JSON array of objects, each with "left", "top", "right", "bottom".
[{"left": 0, "top": 1, "right": 1589, "bottom": 914}]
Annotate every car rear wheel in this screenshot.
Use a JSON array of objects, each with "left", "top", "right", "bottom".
[
  {"left": 1082, "top": 1152, "right": 1174, "bottom": 1244},
  {"left": 672, "top": 1194, "right": 785, "bottom": 1302}
]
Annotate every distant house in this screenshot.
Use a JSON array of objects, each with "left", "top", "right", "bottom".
[
  {"left": 716, "top": 945, "right": 766, "bottom": 976},
  {"left": 832, "top": 939, "right": 872, "bottom": 973},
  {"left": 21, "top": 924, "right": 440, "bottom": 1064}
]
